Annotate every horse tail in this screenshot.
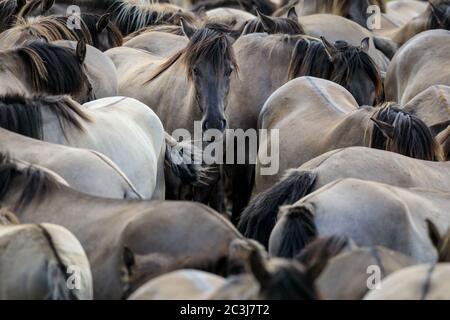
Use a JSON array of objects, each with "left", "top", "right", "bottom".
[
  {"left": 237, "top": 169, "right": 317, "bottom": 248},
  {"left": 270, "top": 203, "right": 317, "bottom": 258},
  {"left": 37, "top": 224, "right": 79, "bottom": 300},
  {"left": 164, "top": 132, "right": 202, "bottom": 185}
]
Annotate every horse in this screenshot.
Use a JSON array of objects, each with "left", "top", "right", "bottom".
[
  {"left": 364, "top": 263, "right": 450, "bottom": 299},
  {"left": 0, "top": 214, "right": 93, "bottom": 299},
  {"left": 240, "top": 142, "right": 450, "bottom": 249},
  {"left": 0, "top": 40, "right": 94, "bottom": 103},
  {"left": 0, "top": 154, "right": 242, "bottom": 299},
  {"left": 108, "top": 0, "right": 196, "bottom": 36},
  {"left": 129, "top": 237, "right": 343, "bottom": 300},
  {"left": 378, "top": 0, "right": 450, "bottom": 49},
  {"left": 0, "top": 94, "right": 201, "bottom": 200},
  {"left": 268, "top": 178, "right": 450, "bottom": 262},
  {"left": 225, "top": 34, "right": 383, "bottom": 223},
  {"left": 274, "top": 0, "right": 386, "bottom": 29},
  {"left": 316, "top": 246, "right": 414, "bottom": 299},
  {"left": 297, "top": 14, "right": 390, "bottom": 72},
  {"left": 386, "top": 29, "right": 450, "bottom": 105},
  {"left": 240, "top": 8, "right": 304, "bottom": 35},
  {"left": 0, "top": 127, "right": 143, "bottom": 199},
  {"left": 255, "top": 77, "right": 436, "bottom": 195},
  {"left": 107, "top": 21, "right": 237, "bottom": 134}
]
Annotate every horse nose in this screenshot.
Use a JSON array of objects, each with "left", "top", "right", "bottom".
[{"left": 202, "top": 118, "right": 227, "bottom": 133}]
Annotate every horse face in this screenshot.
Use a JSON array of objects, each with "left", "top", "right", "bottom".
[
  {"left": 192, "top": 59, "right": 234, "bottom": 133},
  {"left": 346, "top": 0, "right": 373, "bottom": 28},
  {"left": 348, "top": 69, "right": 377, "bottom": 106}
]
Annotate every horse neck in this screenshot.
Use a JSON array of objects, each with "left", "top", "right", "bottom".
[
  {"left": 39, "top": 105, "right": 71, "bottom": 144},
  {"left": 146, "top": 59, "right": 201, "bottom": 133},
  {"left": 342, "top": 108, "right": 374, "bottom": 146}
]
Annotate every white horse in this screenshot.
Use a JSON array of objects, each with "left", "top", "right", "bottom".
[{"left": 0, "top": 94, "right": 200, "bottom": 199}]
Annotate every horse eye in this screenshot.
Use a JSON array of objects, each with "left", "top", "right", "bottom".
[
  {"left": 226, "top": 66, "right": 234, "bottom": 76},
  {"left": 193, "top": 67, "right": 199, "bottom": 76}
]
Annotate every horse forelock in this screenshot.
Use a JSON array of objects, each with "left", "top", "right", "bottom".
[
  {"left": 0, "top": 153, "right": 59, "bottom": 211},
  {"left": 331, "top": 45, "right": 383, "bottom": 99},
  {"left": 370, "top": 104, "right": 442, "bottom": 161},
  {"left": 147, "top": 24, "right": 237, "bottom": 82}
]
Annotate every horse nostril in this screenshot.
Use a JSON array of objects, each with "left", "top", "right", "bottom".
[{"left": 202, "top": 119, "right": 227, "bottom": 133}]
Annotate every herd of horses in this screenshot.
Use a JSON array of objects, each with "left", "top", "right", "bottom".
[{"left": 0, "top": 0, "right": 450, "bottom": 300}]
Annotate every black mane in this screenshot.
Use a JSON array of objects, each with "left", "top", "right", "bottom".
[
  {"left": 15, "top": 41, "right": 89, "bottom": 96},
  {"left": 0, "top": 153, "right": 59, "bottom": 211},
  {"left": 371, "top": 104, "right": 442, "bottom": 161},
  {"left": 288, "top": 38, "right": 382, "bottom": 103},
  {"left": 0, "top": 94, "right": 91, "bottom": 140}
]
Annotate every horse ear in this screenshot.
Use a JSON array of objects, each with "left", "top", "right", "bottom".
[
  {"left": 43, "top": 0, "right": 55, "bottom": 12},
  {"left": 371, "top": 117, "right": 394, "bottom": 140},
  {"left": 248, "top": 250, "right": 271, "bottom": 287},
  {"left": 96, "top": 14, "right": 110, "bottom": 33},
  {"left": 320, "top": 36, "right": 338, "bottom": 62},
  {"left": 426, "top": 219, "right": 442, "bottom": 251},
  {"left": 360, "top": 37, "right": 370, "bottom": 53},
  {"left": 76, "top": 39, "right": 87, "bottom": 64},
  {"left": 257, "top": 9, "right": 276, "bottom": 32},
  {"left": 287, "top": 6, "right": 298, "bottom": 21},
  {"left": 180, "top": 18, "right": 196, "bottom": 39},
  {"left": 428, "top": 0, "right": 445, "bottom": 26}
]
